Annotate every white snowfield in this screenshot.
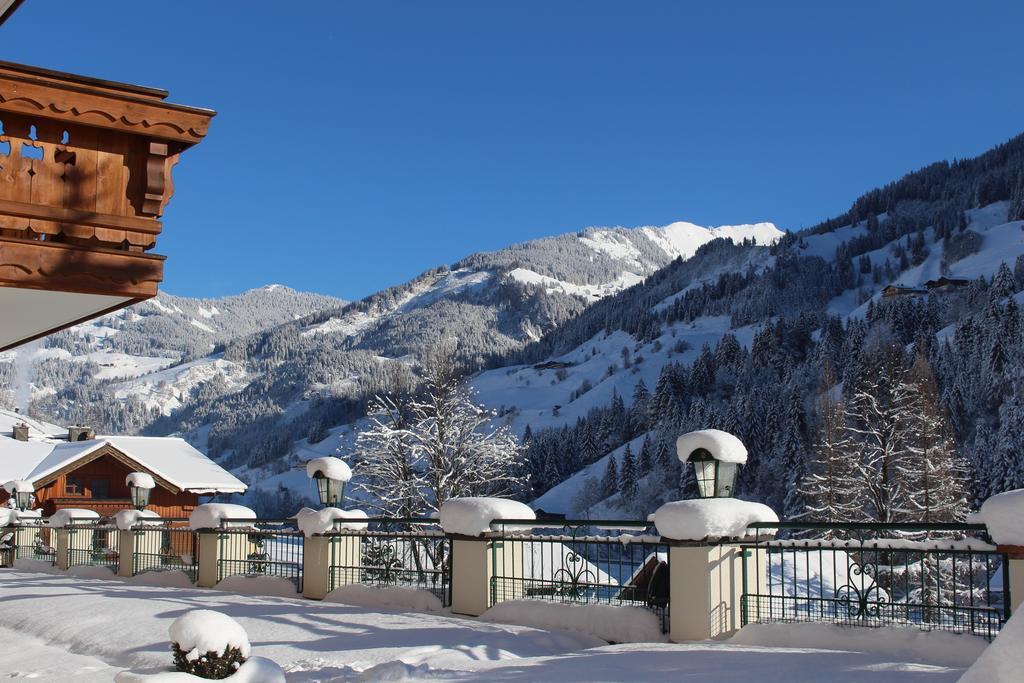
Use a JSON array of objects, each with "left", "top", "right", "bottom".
[
  {"left": 652, "top": 498, "right": 778, "bottom": 540},
  {"left": 439, "top": 496, "right": 536, "bottom": 536},
  {"left": 0, "top": 570, "right": 982, "bottom": 682},
  {"left": 675, "top": 428, "right": 748, "bottom": 464}
]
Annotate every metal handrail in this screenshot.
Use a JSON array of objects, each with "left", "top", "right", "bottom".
[{"left": 748, "top": 521, "right": 989, "bottom": 533}]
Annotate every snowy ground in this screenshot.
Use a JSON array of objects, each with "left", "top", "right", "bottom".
[{"left": 0, "top": 569, "right": 984, "bottom": 681}]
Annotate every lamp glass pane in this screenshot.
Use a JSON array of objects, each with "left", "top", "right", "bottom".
[
  {"left": 14, "top": 489, "right": 32, "bottom": 511},
  {"left": 130, "top": 484, "right": 151, "bottom": 510},
  {"left": 315, "top": 475, "right": 346, "bottom": 507},
  {"left": 694, "top": 459, "right": 717, "bottom": 498},
  {"left": 716, "top": 462, "right": 738, "bottom": 497}
]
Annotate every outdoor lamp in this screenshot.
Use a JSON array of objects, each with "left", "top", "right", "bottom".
[
  {"left": 312, "top": 471, "right": 346, "bottom": 508},
  {"left": 7, "top": 480, "right": 34, "bottom": 511},
  {"left": 676, "top": 429, "right": 748, "bottom": 499},
  {"left": 126, "top": 473, "right": 154, "bottom": 510},
  {"left": 305, "top": 457, "right": 353, "bottom": 509}
]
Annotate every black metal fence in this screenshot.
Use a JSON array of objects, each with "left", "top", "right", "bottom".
[
  {"left": 327, "top": 518, "right": 451, "bottom": 605},
  {"left": 132, "top": 519, "right": 198, "bottom": 582},
  {"left": 66, "top": 523, "right": 120, "bottom": 571},
  {"left": 10, "top": 524, "right": 54, "bottom": 565},
  {"left": 216, "top": 519, "right": 304, "bottom": 591},
  {"left": 488, "top": 519, "right": 671, "bottom": 632},
  {"left": 739, "top": 522, "right": 1009, "bottom": 640}
]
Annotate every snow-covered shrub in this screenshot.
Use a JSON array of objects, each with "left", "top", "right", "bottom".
[{"left": 169, "top": 610, "right": 250, "bottom": 679}]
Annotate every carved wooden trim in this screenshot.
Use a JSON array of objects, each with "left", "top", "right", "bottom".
[
  {"left": 0, "top": 235, "right": 164, "bottom": 297},
  {"left": 142, "top": 141, "right": 169, "bottom": 216},
  {"left": 0, "top": 62, "right": 215, "bottom": 144},
  {"left": 0, "top": 198, "right": 161, "bottom": 233}
]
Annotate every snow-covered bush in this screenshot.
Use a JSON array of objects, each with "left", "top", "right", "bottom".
[{"left": 169, "top": 610, "right": 250, "bottom": 679}]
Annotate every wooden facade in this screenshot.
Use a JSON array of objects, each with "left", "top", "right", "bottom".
[
  {"left": 0, "top": 61, "right": 214, "bottom": 350},
  {"left": 0, "top": 442, "right": 199, "bottom": 517}
]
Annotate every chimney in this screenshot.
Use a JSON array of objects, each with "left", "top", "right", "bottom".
[
  {"left": 68, "top": 425, "right": 95, "bottom": 442},
  {"left": 12, "top": 422, "right": 29, "bottom": 441}
]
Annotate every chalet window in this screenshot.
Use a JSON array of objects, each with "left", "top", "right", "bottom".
[
  {"left": 65, "top": 476, "right": 84, "bottom": 496},
  {"left": 89, "top": 479, "right": 110, "bottom": 500}
]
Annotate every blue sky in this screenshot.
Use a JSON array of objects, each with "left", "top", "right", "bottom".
[{"left": 5, "top": 1, "right": 1024, "bottom": 300}]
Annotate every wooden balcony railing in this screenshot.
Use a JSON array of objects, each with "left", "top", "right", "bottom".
[{"left": 0, "top": 60, "right": 214, "bottom": 349}]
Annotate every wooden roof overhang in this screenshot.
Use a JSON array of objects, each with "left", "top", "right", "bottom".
[
  {"left": 31, "top": 441, "right": 182, "bottom": 495},
  {"left": 0, "top": 60, "right": 215, "bottom": 351}
]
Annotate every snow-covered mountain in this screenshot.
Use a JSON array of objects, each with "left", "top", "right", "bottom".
[
  {"left": 0, "top": 218, "right": 782, "bottom": 511},
  {"left": 0, "top": 286, "right": 345, "bottom": 429}
]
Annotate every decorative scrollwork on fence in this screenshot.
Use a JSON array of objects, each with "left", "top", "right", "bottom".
[
  {"left": 363, "top": 540, "right": 405, "bottom": 585},
  {"left": 552, "top": 547, "right": 598, "bottom": 600}
]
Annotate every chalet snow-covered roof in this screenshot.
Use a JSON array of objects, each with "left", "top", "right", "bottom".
[
  {"left": 0, "top": 408, "right": 63, "bottom": 441},
  {"left": 0, "top": 410, "right": 246, "bottom": 495}
]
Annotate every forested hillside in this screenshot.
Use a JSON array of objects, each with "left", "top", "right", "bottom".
[{"left": 511, "top": 133, "right": 1024, "bottom": 524}]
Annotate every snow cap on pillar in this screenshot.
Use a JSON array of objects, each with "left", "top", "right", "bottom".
[{"left": 439, "top": 497, "right": 535, "bottom": 536}]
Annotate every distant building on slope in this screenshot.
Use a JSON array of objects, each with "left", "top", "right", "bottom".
[
  {"left": 924, "top": 277, "right": 970, "bottom": 293},
  {"left": 881, "top": 285, "right": 928, "bottom": 299},
  {"left": 0, "top": 409, "right": 245, "bottom": 517}
]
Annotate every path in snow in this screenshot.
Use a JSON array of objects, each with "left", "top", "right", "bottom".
[{"left": 0, "top": 570, "right": 976, "bottom": 682}]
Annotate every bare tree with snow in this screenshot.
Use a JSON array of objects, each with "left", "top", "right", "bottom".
[
  {"left": 896, "top": 353, "right": 970, "bottom": 524},
  {"left": 355, "top": 342, "right": 527, "bottom": 516},
  {"left": 353, "top": 395, "right": 421, "bottom": 517}
]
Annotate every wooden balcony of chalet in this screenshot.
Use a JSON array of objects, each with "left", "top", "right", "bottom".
[{"left": 0, "top": 60, "right": 214, "bottom": 351}]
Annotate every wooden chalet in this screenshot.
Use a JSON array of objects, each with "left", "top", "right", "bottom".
[
  {"left": 0, "top": 59, "right": 214, "bottom": 351},
  {"left": 881, "top": 284, "right": 928, "bottom": 300},
  {"left": 925, "top": 277, "right": 970, "bottom": 292},
  {"left": 0, "top": 409, "right": 245, "bottom": 516}
]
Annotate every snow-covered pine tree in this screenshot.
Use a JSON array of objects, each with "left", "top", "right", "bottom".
[
  {"left": 798, "top": 362, "right": 862, "bottom": 529},
  {"left": 601, "top": 455, "right": 619, "bottom": 499},
  {"left": 619, "top": 444, "right": 638, "bottom": 505},
  {"left": 638, "top": 435, "right": 653, "bottom": 474}
]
